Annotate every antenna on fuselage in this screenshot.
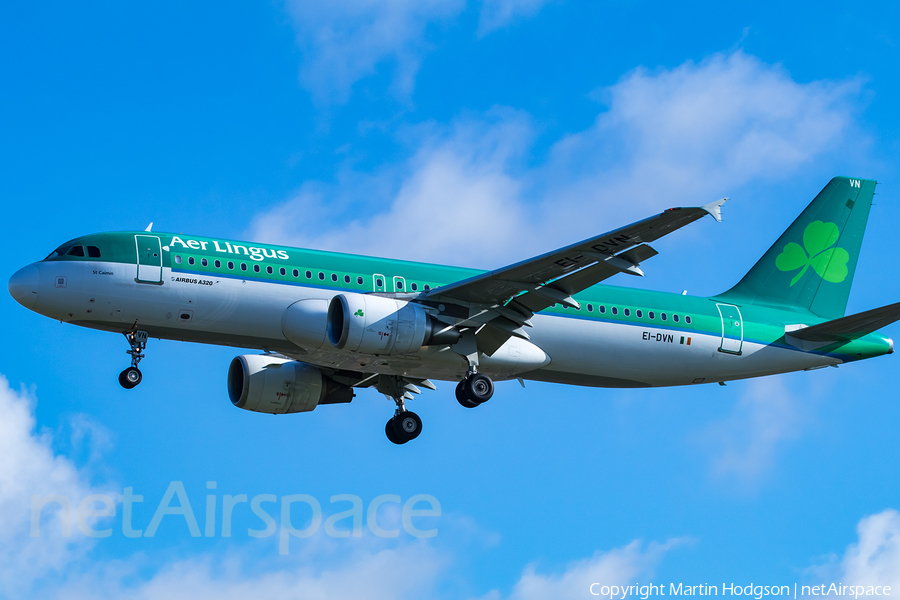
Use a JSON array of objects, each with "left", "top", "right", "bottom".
[{"left": 144, "top": 222, "right": 153, "bottom": 232}]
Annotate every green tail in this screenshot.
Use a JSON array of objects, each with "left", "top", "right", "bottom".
[{"left": 717, "top": 176, "right": 876, "bottom": 320}]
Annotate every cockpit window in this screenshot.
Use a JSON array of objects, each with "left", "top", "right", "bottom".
[
  {"left": 87, "top": 246, "right": 101, "bottom": 257},
  {"left": 66, "top": 246, "right": 85, "bottom": 257},
  {"left": 45, "top": 245, "right": 72, "bottom": 259}
]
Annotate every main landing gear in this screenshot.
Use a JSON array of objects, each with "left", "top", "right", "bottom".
[
  {"left": 378, "top": 375, "right": 424, "bottom": 445},
  {"left": 119, "top": 330, "right": 148, "bottom": 389},
  {"left": 456, "top": 371, "right": 494, "bottom": 409},
  {"left": 385, "top": 411, "right": 423, "bottom": 445}
]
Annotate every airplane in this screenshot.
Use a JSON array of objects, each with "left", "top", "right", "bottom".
[{"left": 8, "top": 177, "right": 900, "bottom": 444}]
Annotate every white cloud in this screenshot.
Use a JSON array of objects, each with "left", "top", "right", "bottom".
[
  {"left": 0, "top": 378, "right": 691, "bottom": 599},
  {"left": 70, "top": 535, "right": 682, "bottom": 600},
  {"left": 0, "top": 376, "right": 108, "bottom": 598},
  {"left": 841, "top": 509, "right": 900, "bottom": 586},
  {"left": 539, "top": 52, "right": 861, "bottom": 231},
  {"left": 477, "top": 0, "right": 553, "bottom": 37},
  {"left": 806, "top": 509, "right": 900, "bottom": 588},
  {"left": 60, "top": 544, "right": 447, "bottom": 600},
  {"left": 285, "top": 0, "right": 465, "bottom": 104},
  {"left": 250, "top": 51, "right": 863, "bottom": 266},
  {"left": 476, "top": 538, "right": 688, "bottom": 600},
  {"left": 697, "top": 376, "right": 805, "bottom": 485},
  {"left": 249, "top": 108, "right": 535, "bottom": 266}
]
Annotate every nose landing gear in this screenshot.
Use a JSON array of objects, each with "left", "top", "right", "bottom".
[{"left": 119, "top": 330, "right": 148, "bottom": 389}]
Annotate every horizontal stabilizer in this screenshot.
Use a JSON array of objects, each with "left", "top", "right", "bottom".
[{"left": 789, "top": 301, "right": 900, "bottom": 343}]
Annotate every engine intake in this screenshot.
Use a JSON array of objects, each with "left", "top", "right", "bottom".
[
  {"left": 227, "top": 355, "right": 353, "bottom": 414},
  {"left": 326, "top": 293, "right": 459, "bottom": 355}
]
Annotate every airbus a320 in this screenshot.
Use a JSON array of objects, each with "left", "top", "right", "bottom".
[{"left": 9, "top": 177, "right": 898, "bottom": 444}]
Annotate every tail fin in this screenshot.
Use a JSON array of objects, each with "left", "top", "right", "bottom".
[{"left": 717, "top": 177, "right": 876, "bottom": 320}]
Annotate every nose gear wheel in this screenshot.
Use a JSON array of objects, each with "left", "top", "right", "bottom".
[{"left": 119, "top": 330, "right": 148, "bottom": 389}]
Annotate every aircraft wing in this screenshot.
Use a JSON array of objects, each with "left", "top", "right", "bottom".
[
  {"left": 422, "top": 199, "right": 726, "bottom": 354},
  {"left": 426, "top": 199, "right": 725, "bottom": 309}
]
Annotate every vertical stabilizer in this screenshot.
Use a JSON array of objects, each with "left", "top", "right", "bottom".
[{"left": 717, "top": 177, "right": 876, "bottom": 320}]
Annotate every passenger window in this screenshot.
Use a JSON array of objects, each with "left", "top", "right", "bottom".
[
  {"left": 345, "top": 275, "right": 352, "bottom": 284},
  {"left": 649, "top": 311, "right": 655, "bottom": 319},
  {"left": 636, "top": 309, "right": 643, "bottom": 318},
  {"left": 201, "top": 258, "right": 208, "bottom": 267},
  {"left": 175, "top": 256, "right": 182, "bottom": 264},
  {"left": 67, "top": 246, "right": 85, "bottom": 257},
  {"left": 214, "top": 260, "right": 221, "bottom": 268},
  {"left": 611, "top": 307, "right": 618, "bottom": 315},
  {"left": 411, "top": 282, "right": 418, "bottom": 291},
  {"left": 357, "top": 276, "right": 363, "bottom": 285},
  {"left": 228, "top": 261, "right": 234, "bottom": 269},
  {"left": 280, "top": 267, "right": 286, "bottom": 276},
  {"left": 396, "top": 280, "right": 403, "bottom": 290},
  {"left": 241, "top": 263, "right": 247, "bottom": 271},
  {"left": 685, "top": 316, "right": 692, "bottom": 324},
  {"left": 332, "top": 273, "right": 338, "bottom": 282},
  {"left": 673, "top": 314, "right": 679, "bottom": 322},
  {"left": 319, "top": 272, "right": 325, "bottom": 280},
  {"left": 599, "top": 306, "right": 606, "bottom": 314},
  {"left": 87, "top": 246, "right": 101, "bottom": 257},
  {"left": 661, "top": 313, "right": 667, "bottom": 321},
  {"left": 624, "top": 308, "right": 630, "bottom": 317},
  {"left": 376, "top": 278, "right": 383, "bottom": 287},
  {"left": 188, "top": 257, "right": 195, "bottom": 266},
  {"left": 587, "top": 304, "right": 593, "bottom": 312},
  {"left": 293, "top": 269, "right": 299, "bottom": 277},
  {"left": 266, "top": 266, "right": 273, "bottom": 274},
  {"left": 254, "top": 265, "right": 261, "bottom": 273},
  {"left": 424, "top": 284, "right": 430, "bottom": 291}
]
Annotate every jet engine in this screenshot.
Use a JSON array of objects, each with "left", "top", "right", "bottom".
[
  {"left": 326, "top": 293, "right": 459, "bottom": 355},
  {"left": 227, "top": 355, "right": 353, "bottom": 414}
]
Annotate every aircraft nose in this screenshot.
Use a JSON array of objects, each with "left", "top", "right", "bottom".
[{"left": 8, "top": 264, "right": 39, "bottom": 310}]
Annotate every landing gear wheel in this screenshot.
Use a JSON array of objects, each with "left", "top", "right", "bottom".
[
  {"left": 456, "top": 380, "right": 479, "bottom": 408},
  {"left": 119, "top": 367, "right": 142, "bottom": 389},
  {"left": 120, "top": 330, "right": 148, "bottom": 389},
  {"left": 393, "top": 411, "right": 422, "bottom": 441},
  {"left": 464, "top": 373, "right": 494, "bottom": 404},
  {"left": 385, "top": 418, "right": 407, "bottom": 445}
]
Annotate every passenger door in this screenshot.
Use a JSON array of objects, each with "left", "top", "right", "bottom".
[
  {"left": 716, "top": 303, "right": 743, "bottom": 354},
  {"left": 135, "top": 235, "right": 162, "bottom": 284}
]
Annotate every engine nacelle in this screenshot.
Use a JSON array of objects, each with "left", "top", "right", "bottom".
[
  {"left": 326, "top": 293, "right": 460, "bottom": 355},
  {"left": 227, "top": 355, "right": 353, "bottom": 414},
  {"left": 282, "top": 298, "right": 329, "bottom": 351}
]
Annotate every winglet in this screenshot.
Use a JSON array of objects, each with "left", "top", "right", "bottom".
[
  {"left": 144, "top": 222, "right": 154, "bottom": 232},
  {"left": 701, "top": 198, "right": 727, "bottom": 223}
]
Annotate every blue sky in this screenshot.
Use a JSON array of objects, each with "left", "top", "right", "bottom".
[{"left": 3, "top": 1, "right": 900, "bottom": 597}]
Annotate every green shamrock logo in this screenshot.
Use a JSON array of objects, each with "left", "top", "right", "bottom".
[
  {"left": 354, "top": 309, "right": 364, "bottom": 317},
  {"left": 775, "top": 221, "right": 850, "bottom": 286}
]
